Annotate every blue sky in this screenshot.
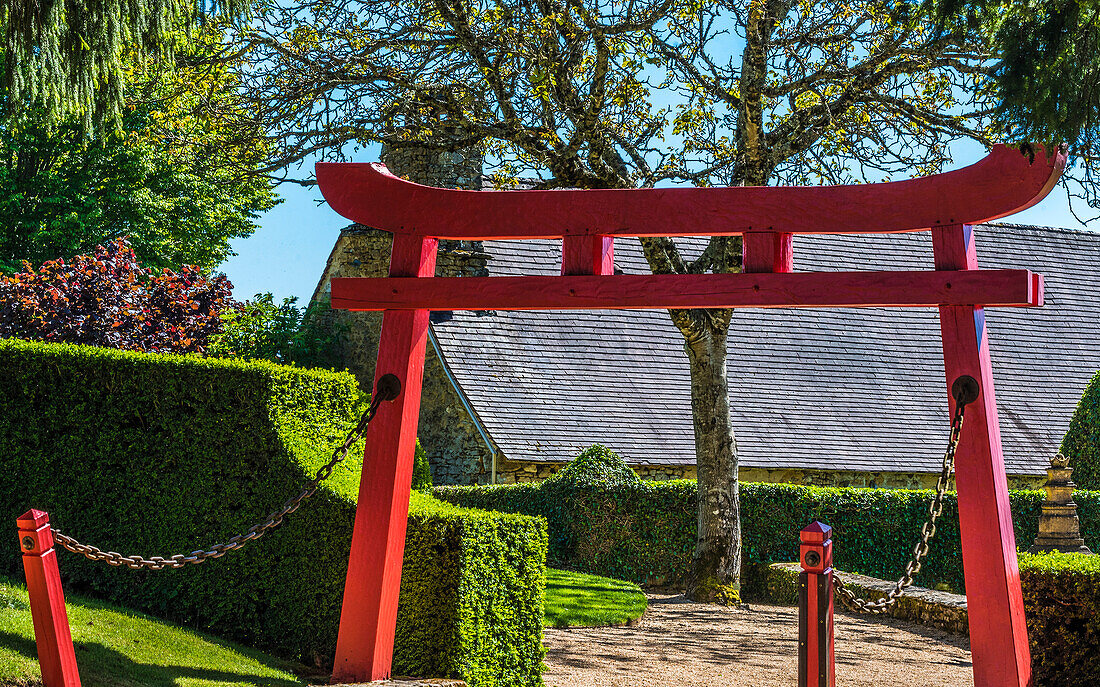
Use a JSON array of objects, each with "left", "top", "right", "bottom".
[{"left": 218, "top": 143, "right": 1092, "bottom": 305}]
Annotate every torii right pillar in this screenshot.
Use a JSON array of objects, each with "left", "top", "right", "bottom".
[{"left": 934, "top": 223, "right": 1032, "bottom": 687}]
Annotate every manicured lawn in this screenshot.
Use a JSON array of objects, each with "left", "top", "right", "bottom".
[
  {"left": 543, "top": 568, "right": 647, "bottom": 628},
  {"left": 0, "top": 576, "right": 315, "bottom": 687}
]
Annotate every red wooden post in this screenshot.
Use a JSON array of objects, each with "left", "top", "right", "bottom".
[
  {"left": 331, "top": 234, "right": 438, "bottom": 684},
  {"left": 933, "top": 224, "right": 1031, "bottom": 687},
  {"left": 561, "top": 235, "right": 614, "bottom": 276},
  {"left": 798, "top": 522, "right": 834, "bottom": 687},
  {"left": 743, "top": 232, "right": 793, "bottom": 273},
  {"left": 17, "top": 510, "right": 81, "bottom": 687}
]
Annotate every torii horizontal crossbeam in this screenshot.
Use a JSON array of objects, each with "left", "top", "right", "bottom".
[
  {"left": 331, "top": 268, "right": 1042, "bottom": 312},
  {"left": 316, "top": 144, "right": 1065, "bottom": 240}
]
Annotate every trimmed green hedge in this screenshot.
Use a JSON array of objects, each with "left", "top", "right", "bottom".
[
  {"left": 1062, "top": 368, "right": 1100, "bottom": 489},
  {"left": 0, "top": 339, "right": 544, "bottom": 687},
  {"left": 1019, "top": 552, "right": 1100, "bottom": 686},
  {"left": 435, "top": 471, "right": 1100, "bottom": 596}
]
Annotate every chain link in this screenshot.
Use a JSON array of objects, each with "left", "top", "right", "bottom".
[
  {"left": 832, "top": 402, "right": 967, "bottom": 614},
  {"left": 52, "top": 393, "right": 389, "bottom": 571}
]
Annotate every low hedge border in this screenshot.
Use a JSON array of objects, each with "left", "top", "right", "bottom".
[
  {"left": 0, "top": 339, "right": 545, "bottom": 687},
  {"left": 1018, "top": 552, "right": 1100, "bottom": 687},
  {"left": 434, "top": 472, "right": 1099, "bottom": 596}
]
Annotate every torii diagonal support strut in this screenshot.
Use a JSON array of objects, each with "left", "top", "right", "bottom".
[
  {"left": 934, "top": 224, "right": 1031, "bottom": 687},
  {"left": 318, "top": 143, "right": 1066, "bottom": 686}
]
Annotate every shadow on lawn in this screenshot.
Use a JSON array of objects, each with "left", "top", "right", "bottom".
[{"left": 0, "top": 630, "right": 308, "bottom": 687}]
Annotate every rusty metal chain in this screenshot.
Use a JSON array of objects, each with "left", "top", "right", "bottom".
[
  {"left": 833, "top": 375, "right": 978, "bottom": 614},
  {"left": 51, "top": 375, "right": 402, "bottom": 571}
]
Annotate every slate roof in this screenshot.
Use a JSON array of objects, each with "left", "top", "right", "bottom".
[{"left": 428, "top": 223, "right": 1100, "bottom": 476}]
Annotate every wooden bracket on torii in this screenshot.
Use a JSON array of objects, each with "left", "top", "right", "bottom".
[{"left": 316, "top": 143, "right": 1067, "bottom": 687}]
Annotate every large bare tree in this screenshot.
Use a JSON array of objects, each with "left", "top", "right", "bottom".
[{"left": 233, "top": 0, "right": 1011, "bottom": 601}]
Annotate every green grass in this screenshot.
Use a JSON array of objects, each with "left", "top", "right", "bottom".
[
  {"left": 543, "top": 568, "right": 647, "bottom": 629},
  {"left": 0, "top": 576, "right": 316, "bottom": 687},
  {"left": 1, "top": 567, "right": 646, "bottom": 684}
]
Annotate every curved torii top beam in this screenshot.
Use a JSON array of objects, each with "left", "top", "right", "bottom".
[{"left": 316, "top": 144, "right": 1065, "bottom": 240}]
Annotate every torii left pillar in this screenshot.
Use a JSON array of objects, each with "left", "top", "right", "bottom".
[{"left": 331, "top": 235, "right": 437, "bottom": 683}]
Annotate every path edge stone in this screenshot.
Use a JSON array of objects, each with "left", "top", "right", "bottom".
[{"left": 766, "top": 562, "right": 968, "bottom": 635}]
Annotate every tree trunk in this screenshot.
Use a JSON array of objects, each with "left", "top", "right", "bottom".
[{"left": 683, "top": 319, "right": 741, "bottom": 604}]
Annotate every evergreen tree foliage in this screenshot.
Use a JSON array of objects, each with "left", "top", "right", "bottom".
[
  {"left": 940, "top": 0, "right": 1100, "bottom": 151},
  {"left": 412, "top": 440, "right": 433, "bottom": 492},
  {"left": 0, "top": 1, "right": 249, "bottom": 131}
]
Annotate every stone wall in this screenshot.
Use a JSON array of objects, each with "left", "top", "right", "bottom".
[{"left": 494, "top": 459, "right": 1042, "bottom": 490}]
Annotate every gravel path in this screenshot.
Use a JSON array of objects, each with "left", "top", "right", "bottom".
[{"left": 543, "top": 594, "right": 972, "bottom": 687}]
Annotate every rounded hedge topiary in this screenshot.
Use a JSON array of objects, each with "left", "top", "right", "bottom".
[
  {"left": 543, "top": 444, "right": 641, "bottom": 489},
  {"left": 1061, "top": 369, "right": 1100, "bottom": 490}
]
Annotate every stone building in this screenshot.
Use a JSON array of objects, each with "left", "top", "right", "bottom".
[{"left": 311, "top": 146, "right": 1100, "bottom": 489}]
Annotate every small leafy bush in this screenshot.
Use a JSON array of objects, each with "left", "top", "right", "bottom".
[
  {"left": 0, "top": 238, "right": 232, "bottom": 353},
  {"left": 208, "top": 293, "right": 345, "bottom": 369},
  {"left": 0, "top": 339, "right": 543, "bottom": 687},
  {"left": 1019, "top": 552, "right": 1100, "bottom": 687},
  {"left": 1061, "top": 369, "right": 1100, "bottom": 489},
  {"left": 542, "top": 444, "right": 641, "bottom": 489}
]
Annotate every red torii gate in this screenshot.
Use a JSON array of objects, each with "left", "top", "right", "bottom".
[{"left": 316, "top": 143, "right": 1066, "bottom": 687}]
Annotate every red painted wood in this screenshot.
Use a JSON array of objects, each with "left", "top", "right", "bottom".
[
  {"left": 331, "top": 234, "right": 438, "bottom": 684},
  {"left": 331, "top": 269, "right": 1041, "bottom": 312},
  {"left": 17, "top": 510, "right": 81, "bottom": 687},
  {"left": 799, "top": 523, "right": 834, "bottom": 687},
  {"left": 316, "top": 145, "right": 1065, "bottom": 240},
  {"left": 807, "top": 571, "right": 818, "bottom": 686},
  {"left": 743, "top": 232, "right": 793, "bottom": 273},
  {"left": 561, "top": 235, "right": 614, "bottom": 275},
  {"left": 932, "top": 225, "right": 1031, "bottom": 687}
]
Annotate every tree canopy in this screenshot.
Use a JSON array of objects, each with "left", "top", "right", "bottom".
[{"left": 0, "top": 26, "right": 277, "bottom": 272}]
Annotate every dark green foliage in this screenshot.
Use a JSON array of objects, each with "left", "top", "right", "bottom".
[
  {"left": 435, "top": 478, "right": 1100, "bottom": 597},
  {"left": 412, "top": 440, "right": 433, "bottom": 492},
  {"left": 209, "top": 294, "right": 345, "bottom": 370},
  {"left": 991, "top": 1, "right": 1100, "bottom": 149},
  {"left": 1061, "top": 369, "right": 1100, "bottom": 489},
  {"left": 435, "top": 479, "right": 696, "bottom": 585},
  {"left": 0, "top": 339, "right": 545, "bottom": 687},
  {"left": 1019, "top": 552, "right": 1100, "bottom": 687},
  {"left": 0, "top": 239, "right": 233, "bottom": 353}
]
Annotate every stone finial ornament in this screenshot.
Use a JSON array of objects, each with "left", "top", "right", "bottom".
[{"left": 1028, "top": 453, "right": 1093, "bottom": 554}]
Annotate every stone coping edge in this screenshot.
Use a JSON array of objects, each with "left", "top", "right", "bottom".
[{"left": 768, "top": 562, "right": 968, "bottom": 635}]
